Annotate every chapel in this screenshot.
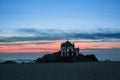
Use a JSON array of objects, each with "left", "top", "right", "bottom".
[{"left": 60, "top": 40, "right": 79, "bottom": 56}]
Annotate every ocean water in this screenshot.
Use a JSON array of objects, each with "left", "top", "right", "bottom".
[
  {"left": 83, "top": 48, "right": 120, "bottom": 61},
  {"left": 0, "top": 49, "right": 120, "bottom": 63},
  {"left": 95, "top": 53, "right": 120, "bottom": 61},
  {"left": 0, "top": 53, "right": 48, "bottom": 63}
]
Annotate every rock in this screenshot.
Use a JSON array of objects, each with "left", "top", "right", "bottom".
[
  {"left": 36, "top": 52, "right": 99, "bottom": 63},
  {"left": 1, "top": 60, "right": 17, "bottom": 64}
]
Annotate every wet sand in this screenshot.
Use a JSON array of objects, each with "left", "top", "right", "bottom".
[{"left": 0, "top": 62, "right": 120, "bottom": 80}]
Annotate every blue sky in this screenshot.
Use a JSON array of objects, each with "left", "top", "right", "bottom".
[
  {"left": 0, "top": 0, "right": 120, "bottom": 54},
  {"left": 0, "top": 0, "right": 120, "bottom": 32}
]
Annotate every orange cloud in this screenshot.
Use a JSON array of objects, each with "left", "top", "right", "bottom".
[
  {"left": 75, "top": 42, "right": 120, "bottom": 49},
  {"left": 0, "top": 43, "right": 60, "bottom": 53},
  {"left": 0, "top": 42, "right": 120, "bottom": 53}
]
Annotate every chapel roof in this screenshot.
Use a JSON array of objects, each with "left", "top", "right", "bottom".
[{"left": 61, "top": 40, "right": 74, "bottom": 47}]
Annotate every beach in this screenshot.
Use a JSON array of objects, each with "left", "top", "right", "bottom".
[{"left": 0, "top": 62, "right": 120, "bottom": 80}]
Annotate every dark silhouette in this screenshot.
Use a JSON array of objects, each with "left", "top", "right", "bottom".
[
  {"left": 1, "top": 60, "right": 17, "bottom": 64},
  {"left": 36, "top": 51, "right": 98, "bottom": 63}
]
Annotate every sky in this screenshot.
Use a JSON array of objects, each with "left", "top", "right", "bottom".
[{"left": 0, "top": 0, "right": 120, "bottom": 53}]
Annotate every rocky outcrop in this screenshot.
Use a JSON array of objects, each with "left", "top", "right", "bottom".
[
  {"left": 36, "top": 52, "right": 98, "bottom": 63},
  {"left": 1, "top": 60, "right": 17, "bottom": 64}
]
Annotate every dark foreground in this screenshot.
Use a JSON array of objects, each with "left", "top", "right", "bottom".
[{"left": 0, "top": 62, "right": 120, "bottom": 80}]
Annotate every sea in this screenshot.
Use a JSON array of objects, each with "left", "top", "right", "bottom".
[
  {"left": 0, "top": 53, "right": 46, "bottom": 63},
  {"left": 0, "top": 49, "right": 120, "bottom": 63}
]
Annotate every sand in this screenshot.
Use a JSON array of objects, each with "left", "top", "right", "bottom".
[{"left": 0, "top": 62, "right": 120, "bottom": 80}]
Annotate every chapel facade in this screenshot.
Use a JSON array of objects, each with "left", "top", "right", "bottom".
[{"left": 60, "top": 40, "right": 79, "bottom": 56}]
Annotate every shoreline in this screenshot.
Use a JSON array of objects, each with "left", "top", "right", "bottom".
[{"left": 0, "top": 62, "right": 120, "bottom": 80}]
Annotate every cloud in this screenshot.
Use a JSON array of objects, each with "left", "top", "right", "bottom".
[
  {"left": 17, "top": 28, "right": 47, "bottom": 36},
  {"left": 0, "top": 40, "right": 57, "bottom": 46},
  {"left": 21, "top": 47, "right": 57, "bottom": 50},
  {"left": 0, "top": 28, "right": 120, "bottom": 43},
  {"left": 17, "top": 28, "right": 63, "bottom": 37},
  {"left": 97, "top": 28, "right": 120, "bottom": 33}
]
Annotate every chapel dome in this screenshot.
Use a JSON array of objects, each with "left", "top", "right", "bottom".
[{"left": 61, "top": 41, "right": 74, "bottom": 47}]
